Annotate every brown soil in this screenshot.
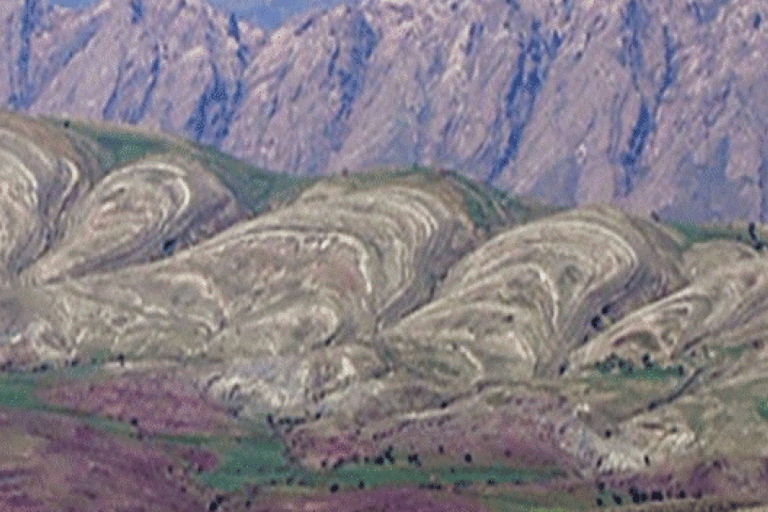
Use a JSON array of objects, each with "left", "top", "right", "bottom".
[
  {"left": 0, "top": 408, "right": 212, "bottom": 512},
  {"left": 37, "top": 369, "right": 246, "bottom": 438},
  {"left": 282, "top": 388, "right": 582, "bottom": 475}
]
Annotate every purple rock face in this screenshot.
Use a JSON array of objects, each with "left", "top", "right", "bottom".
[{"left": 0, "top": 0, "right": 767, "bottom": 223}]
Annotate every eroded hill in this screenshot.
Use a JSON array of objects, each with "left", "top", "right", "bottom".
[{"left": 2, "top": 112, "right": 768, "bottom": 511}]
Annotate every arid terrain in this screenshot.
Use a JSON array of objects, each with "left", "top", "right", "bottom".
[{"left": 2, "top": 111, "right": 768, "bottom": 511}]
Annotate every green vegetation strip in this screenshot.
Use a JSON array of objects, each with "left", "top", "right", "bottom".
[
  {"left": 0, "top": 360, "right": 589, "bottom": 512},
  {"left": 60, "top": 120, "right": 169, "bottom": 169},
  {"left": 666, "top": 219, "right": 759, "bottom": 249},
  {"left": 0, "top": 373, "right": 42, "bottom": 410},
  {"left": 0, "top": 355, "right": 105, "bottom": 411},
  {"left": 594, "top": 354, "right": 686, "bottom": 381},
  {"left": 756, "top": 398, "right": 768, "bottom": 421},
  {"left": 189, "top": 434, "right": 566, "bottom": 495},
  {"left": 195, "top": 143, "right": 317, "bottom": 214}
]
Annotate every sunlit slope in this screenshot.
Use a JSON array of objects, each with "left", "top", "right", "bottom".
[
  {"left": 0, "top": 113, "right": 257, "bottom": 288},
  {"left": 21, "top": 152, "right": 249, "bottom": 284},
  {"left": 564, "top": 249, "right": 768, "bottom": 466},
  {"left": 0, "top": 112, "right": 103, "bottom": 288},
  {"left": 0, "top": 113, "right": 513, "bottom": 413},
  {"left": 5, "top": 112, "right": 768, "bottom": 509},
  {"left": 0, "top": 175, "right": 490, "bottom": 408},
  {"left": 379, "top": 206, "right": 688, "bottom": 384}
]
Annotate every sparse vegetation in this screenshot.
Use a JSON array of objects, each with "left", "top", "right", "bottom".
[
  {"left": 3, "top": 113, "right": 768, "bottom": 511},
  {"left": 594, "top": 353, "right": 686, "bottom": 380}
]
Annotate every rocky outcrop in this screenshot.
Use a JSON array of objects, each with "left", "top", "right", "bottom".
[
  {"left": 0, "top": 171, "right": 485, "bottom": 410},
  {"left": 0, "top": 111, "right": 103, "bottom": 288},
  {"left": 207, "top": 0, "right": 350, "bottom": 30}
]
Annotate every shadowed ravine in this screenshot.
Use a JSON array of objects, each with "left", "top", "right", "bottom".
[{"left": 3, "top": 111, "right": 768, "bottom": 511}]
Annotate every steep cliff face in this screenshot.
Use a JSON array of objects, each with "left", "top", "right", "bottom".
[
  {"left": 3, "top": 0, "right": 768, "bottom": 223},
  {"left": 1, "top": 0, "right": 265, "bottom": 145},
  {"left": 228, "top": 0, "right": 768, "bottom": 224}
]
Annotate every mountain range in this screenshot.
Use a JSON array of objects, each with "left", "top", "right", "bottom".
[{"left": 2, "top": 0, "right": 768, "bottom": 224}]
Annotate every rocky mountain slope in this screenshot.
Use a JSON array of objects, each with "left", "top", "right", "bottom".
[
  {"left": 3, "top": 111, "right": 768, "bottom": 510},
  {"left": 1, "top": 0, "right": 767, "bottom": 224}
]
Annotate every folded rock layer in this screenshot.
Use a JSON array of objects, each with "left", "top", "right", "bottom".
[{"left": 1, "top": 112, "right": 768, "bottom": 509}]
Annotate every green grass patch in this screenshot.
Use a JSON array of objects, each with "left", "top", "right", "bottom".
[
  {"left": 193, "top": 143, "right": 317, "bottom": 215},
  {"left": 333, "top": 461, "right": 554, "bottom": 489},
  {"left": 0, "top": 373, "right": 44, "bottom": 409},
  {"left": 185, "top": 429, "right": 567, "bottom": 494},
  {"left": 93, "top": 131, "right": 168, "bottom": 167},
  {"left": 594, "top": 354, "right": 686, "bottom": 381},
  {"left": 59, "top": 120, "right": 170, "bottom": 169},
  {"left": 440, "top": 168, "right": 565, "bottom": 233},
  {"left": 665, "top": 220, "right": 755, "bottom": 249},
  {"left": 0, "top": 356, "right": 109, "bottom": 413},
  {"left": 756, "top": 398, "right": 768, "bottom": 421},
  {"left": 0, "top": 362, "right": 140, "bottom": 438},
  {"left": 186, "top": 435, "right": 292, "bottom": 492}
]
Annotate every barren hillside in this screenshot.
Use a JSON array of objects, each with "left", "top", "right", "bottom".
[{"left": 2, "top": 112, "right": 768, "bottom": 510}]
